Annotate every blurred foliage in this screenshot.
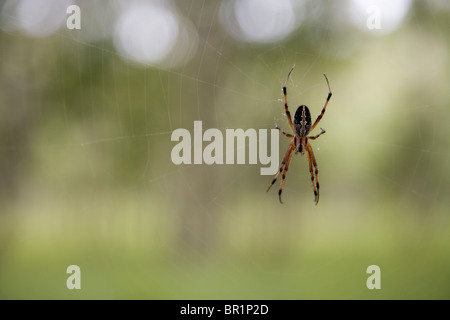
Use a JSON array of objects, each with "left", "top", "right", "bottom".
[{"left": 1, "top": 0, "right": 450, "bottom": 299}]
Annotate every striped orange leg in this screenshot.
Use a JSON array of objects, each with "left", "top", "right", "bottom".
[
  {"left": 275, "top": 123, "right": 294, "bottom": 138},
  {"left": 309, "top": 128, "right": 326, "bottom": 140},
  {"left": 306, "top": 142, "right": 320, "bottom": 205},
  {"left": 282, "top": 67, "right": 295, "bottom": 131},
  {"left": 267, "top": 143, "right": 294, "bottom": 193},
  {"left": 278, "top": 145, "right": 295, "bottom": 204},
  {"left": 306, "top": 142, "right": 319, "bottom": 204},
  {"left": 310, "top": 74, "right": 332, "bottom": 132}
]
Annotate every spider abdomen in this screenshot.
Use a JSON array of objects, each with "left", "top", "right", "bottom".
[{"left": 293, "top": 105, "right": 311, "bottom": 137}]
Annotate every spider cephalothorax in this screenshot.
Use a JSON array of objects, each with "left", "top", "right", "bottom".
[{"left": 267, "top": 68, "right": 332, "bottom": 204}]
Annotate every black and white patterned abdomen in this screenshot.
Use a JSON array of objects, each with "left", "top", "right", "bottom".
[{"left": 293, "top": 105, "right": 311, "bottom": 137}]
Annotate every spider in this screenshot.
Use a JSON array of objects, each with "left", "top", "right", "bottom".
[{"left": 267, "top": 67, "right": 332, "bottom": 205}]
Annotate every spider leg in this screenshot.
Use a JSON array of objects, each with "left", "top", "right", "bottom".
[
  {"left": 283, "top": 67, "right": 295, "bottom": 132},
  {"left": 308, "top": 128, "right": 326, "bottom": 140},
  {"left": 310, "top": 74, "right": 332, "bottom": 131},
  {"left": 275, "top": 123, "right": 294, "bottom": 138},
  {"left": 278, "top": 145, "right": 295, "bottom": 204},
  {"left": 306, "top": 142, "right": 320, "bottom": 205},
  {"left": 267, "top": 142, "right": 294, "bottom": 193}
]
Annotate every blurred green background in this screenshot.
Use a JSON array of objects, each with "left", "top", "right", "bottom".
[{"left": 1, "top": 0, "right": 450, "bottom": 299}]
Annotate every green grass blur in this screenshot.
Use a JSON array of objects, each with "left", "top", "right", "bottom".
[{"left": 1, "top": 1, "right": 450, "bottom": 299}]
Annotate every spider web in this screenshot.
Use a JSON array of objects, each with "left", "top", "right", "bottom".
[{"left": 1, "top": 0, "right": 450, "bottom": 300}]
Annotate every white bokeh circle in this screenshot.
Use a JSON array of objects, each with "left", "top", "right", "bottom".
[{"left": 113, "top": 2, "right": 179, "bottom": 66}]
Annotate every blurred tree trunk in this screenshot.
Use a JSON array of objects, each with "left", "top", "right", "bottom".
[
  {"left": 0, "top": 35, "right": 40, "bottom": 201},
  {"left": 0, "top": 35, "right": 44, "bottom": 264},
  {"left": 174, "top": 1, "right": 224, "bottom": 257}
]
